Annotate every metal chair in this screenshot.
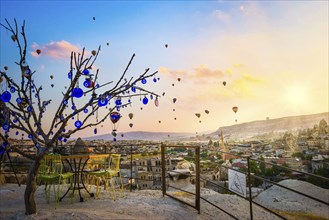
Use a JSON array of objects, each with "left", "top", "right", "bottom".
[
  {"left": 106, "top": 154, "right": 124, "bottom": 200},
  {"left": 87, "top": 154, "right": 123, "bottom": 200},
  {"left": 84, "top": 156, "right": 108, "bottom": 198},
  {"left": 38, "top": 154, "right": 74, "bottom": 207}
]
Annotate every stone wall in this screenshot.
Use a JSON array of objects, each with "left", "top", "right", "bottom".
[{"left": 0, "top": 173, "right": 27, "bottom": 185}]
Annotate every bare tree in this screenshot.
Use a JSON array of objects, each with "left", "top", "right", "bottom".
[{"left": 0, "top": 19, "right": 160, "bottom": 215}]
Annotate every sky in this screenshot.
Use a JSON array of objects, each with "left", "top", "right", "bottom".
[{"left": 0, "top": 1, "right": 328, "bottom": 138}]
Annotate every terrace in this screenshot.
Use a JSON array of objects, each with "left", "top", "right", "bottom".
[{"left": 1, "top": 143, "right": 328, "bottom": 220}]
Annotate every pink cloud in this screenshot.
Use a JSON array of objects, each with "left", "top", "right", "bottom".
[
  {"left": 31, "top": 41, "right": 84, "bottom": 59},
  {"left": 159, "top": 65, "right": 228, "bottom": 86},
  {"left": 159, "top": 65, "right": 224, "bottom": 81},
  {"left": 193, "top": 65, "right": 225, "bottom": 78},
  {"left": 159, "top": 67, "right": 186, "bottom": 79}
]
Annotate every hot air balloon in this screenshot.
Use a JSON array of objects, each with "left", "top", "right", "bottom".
[
  {"left": 50, "top": 75, "right": 54, "bottom": 79},
  {"left": 173, "top": 98, "right": 177, "bottom": 103},
  {"left": 107, "top": 42, "right": 110, "bottom": 46},
  {"left": 165, "top": 44, "right": 168, "bottom": 48},
  {"left": 223, "top": 81, "right": 226, "bottom": 86},
  {"left": 205, "top": 110, "right": 209, "bottom": 114},
  {"left": 128, "top": 113, "right": 134, "bottom": 120},
  {"left": 173, "top": 109, "right": 175, "bottom": 111},
  {"left": 51, "top": 84, "right": 54, "bottom": 88},
  {"left": 110, "top": 112, "right": 121, "bottom": 135},
  {"left": 232, "top": 106, "right": 238, "bottom": 113},
  {"left": 195, "top": 113, "right": 201, "bottom": 118},
  {"left": 121, "top": 134, "right": 124, "bottom": 137},
  {"left": 94, "top": 128, "right": 97, "bottom": 134},
  {"left": 172, "top": 83, "right": 175, "bottom": 86},
  {"left": 36, "top": 49, "right": 41, "bottom": 55},
  {"left": 174, "top": 118, "right": 177, "bottom": 120},
  {"left": 110, "top": 112, "right": 121, "bottom": 124},
  {"left": 4, "top": 66, "right": 8, "bottom": 70},
  {"left": 92, "top": 50, "right": 97, "bottom": 56},
  {"left": 129, "top": 123, "right": 133, "bottom": 128},
  {"left": 162, "top": 92, "right": 165, "bottom": 96},
  {"left": 177, "top": 78, "right": 181, "bottom": 82},
  {"left": 93, "top": 17, "right": 96, "bottom": 20},
  {"left": 158, "top": 120, "right": 161, "bottom": 123}
]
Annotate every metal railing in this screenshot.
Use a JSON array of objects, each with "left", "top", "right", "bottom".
[{"left": 198, "top": 147, "right": 329, "bottom": 220}]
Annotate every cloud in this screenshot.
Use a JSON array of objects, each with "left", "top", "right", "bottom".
[
  {"left": 213, "top": 10, "right": 231, "bottom": 24},
  {"left": 226, "top": 68, "right": 232, "bottom": 76},
  {"left": 160, "top": 65, "right": 225, "bottom": 84},
  {"left": 31, "top": 41, "right": 83, "bottom": 59},
  {"left": 159, "top": 67, "right": 186, "bottom": 79},
  {"left": 241, "top": 73, "right": 262, "bottom": 83},
  {"left": 193, "top": 65, "right": 225, "bottom": 78},
  {"left": 239, "top": 2, "right": 259, "bottom": 16},
  {"left": 230, "top": 73, "right": 263, "bottom": 98}
]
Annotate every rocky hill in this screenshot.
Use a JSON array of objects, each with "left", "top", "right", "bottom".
[{"left": 211, "top": 112, "right": 328, "bottom": 139}]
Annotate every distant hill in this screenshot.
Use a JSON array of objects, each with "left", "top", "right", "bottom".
[
  {"left": 211, "top": 112, "right": 329, "bottom": 139},
  {"left": 84, "top": 112, "right": 328, "bottom": 141},
  {"left": 83, "top": 131, "right": 195, "bottom": 141}
]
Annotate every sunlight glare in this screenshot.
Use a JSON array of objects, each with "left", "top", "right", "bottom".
[{"left": 284, "top": 84, "right": 309, "bottom": 107}]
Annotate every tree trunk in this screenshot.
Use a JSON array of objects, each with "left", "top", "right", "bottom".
[{"left": 24, "top": 160, "right": 40, "bottom": 215}]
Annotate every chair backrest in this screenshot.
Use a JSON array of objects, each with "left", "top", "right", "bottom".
[
  {"left": 40, "top": 154, "right": 63, "bottom": 175},
  {"left": 88, "top": 156, "right": 107, "bottom": 171},
  {"left": 109, "top": 154, "right": 121, "bottom": 172}
]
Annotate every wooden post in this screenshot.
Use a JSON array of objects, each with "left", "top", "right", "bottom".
[
  {"left": 130, "top": 144, "right": 133, "bottom": 192},
  {"left": 161, "top": 144, "right": 166, "bottom": 197},
  {"left": 195, "top": 146, "right": 200, "bottom": 214},
  {"left": 247, "top": 157, "right": 253, "bottom": 220}
]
